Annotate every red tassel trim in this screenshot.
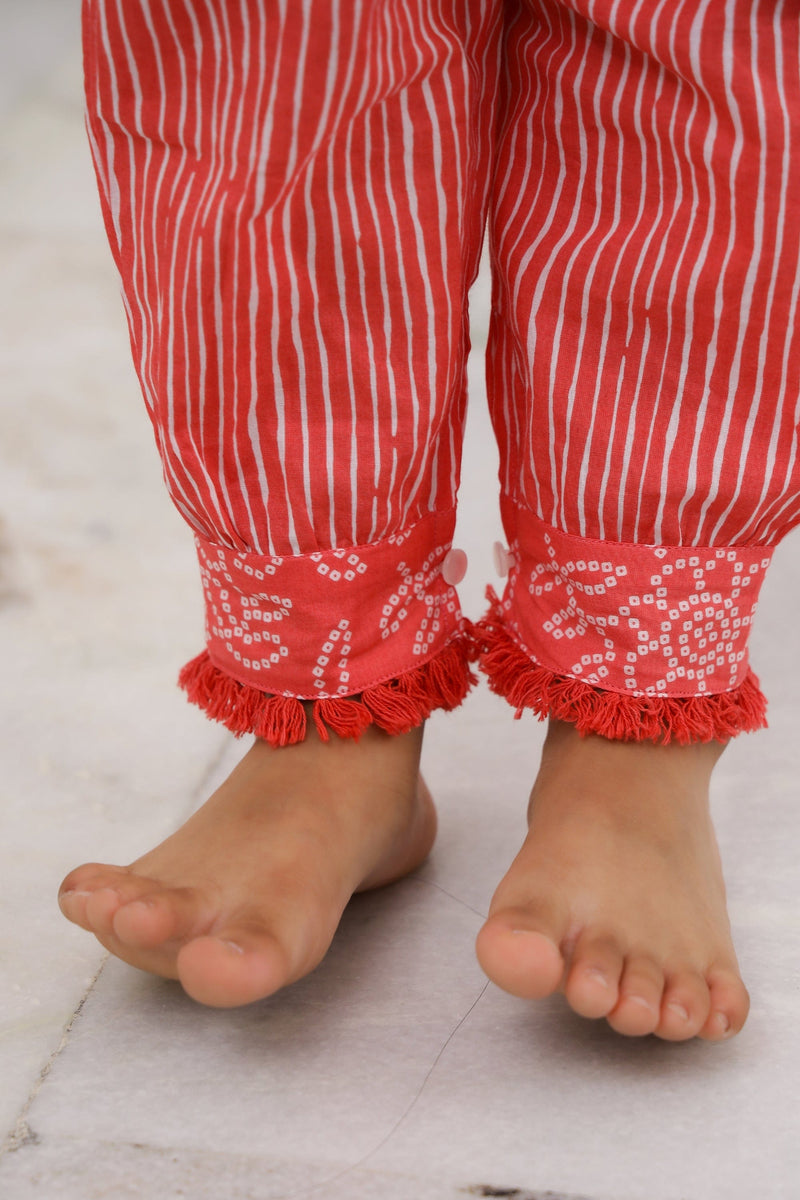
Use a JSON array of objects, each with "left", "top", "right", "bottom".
[
  {"left": 177, "top": 633, "right": 478, "bottom": 747},
  {"left": 474, "top": 589, "right": 767, "bottom": 745}
]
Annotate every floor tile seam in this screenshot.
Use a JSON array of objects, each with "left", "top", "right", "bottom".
[
  {"left": 1, "top": 731, "right": 249, "bottom": 1161},
  {"left": 0, "top": 955, "right": 107, "bottom": 1159}
]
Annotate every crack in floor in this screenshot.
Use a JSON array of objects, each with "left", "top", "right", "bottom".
[
  {"left": 277, "top": 979, "right": 492, "bottom": 1199},
  {"left": 0, "top": 957, "right": 107, "bottom": 1158}
]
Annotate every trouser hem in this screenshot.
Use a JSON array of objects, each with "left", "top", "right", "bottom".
[
  {"left": 475, "top": 588, "right": 767, "bottom": 744},
  {"left": 178, "top": 626, "right": 479, "bottom": 747}
]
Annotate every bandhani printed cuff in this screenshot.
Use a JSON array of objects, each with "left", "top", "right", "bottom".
[
  {"left": 178, "top": 509, "right": 478, "bottom": 745},
  {"left": 475, "top": 504, "right": 771, "bottom": 744}
]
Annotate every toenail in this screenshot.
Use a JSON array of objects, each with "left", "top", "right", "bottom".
[
  {"left": 442, "top": 547, "right": 468, "bottom": 586},
  {"left": 628, "top": 995, "right": 655, "bottom": 1012},
  {"left": 585, "top": 967, "right": 609, "bottom": 988},
  {"left": 714, "top": 1011, "right": 731, "bottom": 1035},
  {"left": 219, "top": 939, "right": 245, "bottom": 955},
  {"left": 667, "top": 1001, "right": 690, "bottom": 1022}
]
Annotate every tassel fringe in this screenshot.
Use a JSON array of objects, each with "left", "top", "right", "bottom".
[
  {"left": 178, "top": 633, "right": 478, "bottom": 747},
  {"left": 178, "top": 595, "right": 766, "bottom": 746},
  {"left": 475, "top": 589, "right": 767, "bottom": 745}
]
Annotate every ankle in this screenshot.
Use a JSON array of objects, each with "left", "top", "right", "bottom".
[
  {"left": 541, "top": 714, "right": 727, "bottom": 768},
  {"left": 529, "top": 714, "right": 727, "bottom": 826}
]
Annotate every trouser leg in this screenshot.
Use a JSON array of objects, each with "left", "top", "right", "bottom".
[
  {"left": 480, "top": 0, "right": 800, "bottom": 741},
  {"left": 82, "top": 0, "right": 504, "bottom": 742}
]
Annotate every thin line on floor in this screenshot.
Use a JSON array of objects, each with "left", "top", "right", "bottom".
[
  {"left": 0, "top": 954, "right": 108, "bottom": 1157},
  {"left": 418, "top": 876, "right": 489, "bottom": 920},
  {"left": 281, "top": 978, "right": 492, "bottom": 1199}
]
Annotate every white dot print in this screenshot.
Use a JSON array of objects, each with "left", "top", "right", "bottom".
[{"left": 502, "top": 520, "right": 773, "bottom": 697}]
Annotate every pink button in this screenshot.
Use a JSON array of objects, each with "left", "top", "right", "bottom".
[
  {"left": 442, "top": 547, "right": 468, "bottom": 586},
  {"left": 493, "top": 541, "right": 515, "bottom": 577}
]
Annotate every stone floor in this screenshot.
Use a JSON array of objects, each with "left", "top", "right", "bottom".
[{"left": 1, "top": 4, "right": 799, "bottom": 1198}]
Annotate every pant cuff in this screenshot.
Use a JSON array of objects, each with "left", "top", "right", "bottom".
[
  {"left": 177, "top": 509, "right": 479, "bottom": 745},
  {"left": 476, "top": 586, "right": 767, "bottom": 744}
]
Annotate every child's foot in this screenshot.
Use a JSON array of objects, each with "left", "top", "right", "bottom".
[
  {"left": 59, "top": 720, "right": 434, "bottom": 1007},
  {"left": 476, "top": 717, "right": 749, "bottom": 1041}
]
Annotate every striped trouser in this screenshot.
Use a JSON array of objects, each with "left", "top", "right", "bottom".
[{"left": 83, "top": 0, "right": 800, "bottom": 746}]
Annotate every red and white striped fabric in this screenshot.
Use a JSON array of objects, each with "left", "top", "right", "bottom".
[{"left": 82, "top": 0, "right": 800, "bottom": 745}]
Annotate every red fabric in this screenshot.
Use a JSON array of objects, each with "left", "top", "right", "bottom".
[
  {"left": 83, "top": 0, "right": 800, "bottom": 739},
  {"left": 494, "top": 500, "right": 772, "bottom": 699},
  {"left": 476, "top": 589, "right": 767, "bottom": 746},
  {"left": 488, "top": 1, "right": 800, "bottom": 548},
  {"left": 179, "top": 637, "right": 477, "bottom": 747},
  {"left": 193, "top": 511, "right": 463, "bottom": 698}
]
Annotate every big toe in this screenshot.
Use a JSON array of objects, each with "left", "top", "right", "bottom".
[
  {"left": 476, "top": 908, "right": 565, "bottom": 999},
  {"left": 176, "top": 924, "right": 292, "bottom": 1008}
]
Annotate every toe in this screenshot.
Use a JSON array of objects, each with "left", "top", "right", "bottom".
[
  {"left": 112, "top": 887, "right": 210, "bottom": 949},
  {"left": 59, "top": 862, "right": 124, "bottom": 896},
  {"left": 60, "top": 867, "right": 167, "bottom": 939},
  {"left": 84, "top": 887, "right": 140, "bottom": 937},
  {"left": 564, "top": 935, "right": 624, "bottom": 1019},
  {"left": 476, "top": 908, "right": 565, "bottom": 999},
  {"left": 58, "top": 887, "right": 96, "bottom": 931},
  {"left": 607, "top": 955, "right": 664, "bottom": 1036},
  {"left": 82, "top": 876, "right": 158, "bottom": 936},
  {"left": 58, "top": 864, "right": 133, "bottom": 930},
  {"left": 177, "top": 924, "right": 291, "bottom": 1008},
  {"left": 699, "top": 966, "right": 750, "bottom": 1041},
  {"left": 656, "top": 970, "right": 711, "bottom": 1041}
]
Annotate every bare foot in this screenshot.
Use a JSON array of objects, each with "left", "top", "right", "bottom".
[
  {"left": 59, "top": 721, "right": 434, "bottom": 1007},
  {"left": 476, "top": 717, "right": 749, "bottom": 1041}
]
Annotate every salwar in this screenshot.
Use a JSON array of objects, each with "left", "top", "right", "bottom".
[{"left": 82, "top": 0, "right": 800, "bottom": 745}]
